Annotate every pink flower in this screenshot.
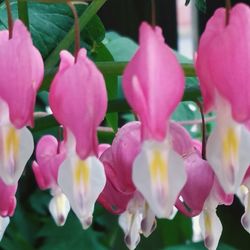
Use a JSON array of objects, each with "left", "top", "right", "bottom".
[
  {"left": 196, "top": 3, "right": 250, "bottom": 194},
  {"left": 122, "top": 22, "right": 186, "bottom": 219},
  {"left": 175, "top": 138, "right": 214, "bottom": 217},
  {"left": 0, "top": 20, "right": 43, "bottom": 184},
  {"left": 49, "top": 49, "right": 107, "bottom": 229},
  {"left": 0, "top": 20, "right": 43, "bottom": 128},
  {"left": 98, "top": 122, "right": 141, "bottom": 214},
  {"left": 32, "top": 135, "right": 66, "bottom": 190},
  {"left": 0, "top": 178, "right": 17, "bottom": 217},
  {"left": 98, "top": 122, "right": 156, "bottom": 250},
  {"left": 32, "top": 135, "right": 69, "bottom": 226},
  {"left": 49, "top": 49, "right": 107, "bottom": 159},
  {"left": 122, "top": 22, "right": 184, "bottom": 141}
]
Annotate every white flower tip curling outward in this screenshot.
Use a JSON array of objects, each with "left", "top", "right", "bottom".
[
  {"left": 80, "top": 215, "right": 93, "bottom": 230},
  {"left": 141, "top": 202, "right": 157, "bottom": 238},
  {"left": 133, "top": 139, "right": 187, "bottom": 219},
  {"left": 241, "top": 187, "right": 250, "bottom": 234},
  {"left": 58, "top": 152, "right": 106, "bottom": 230},
  {"left": 118, "top": 195, "right": 147, "bottom": 250},
  {"left": 0, "top": 216, "right": 10, "bottom": 241},
  {"left": 119, "top": 210, "right": 142, "bottom": 250},
  {"left": 49, "top": 192, "right": 70, "bottom": 227},
  {"left": 200, "top": 207, "right": 222, "bottom": 250}
]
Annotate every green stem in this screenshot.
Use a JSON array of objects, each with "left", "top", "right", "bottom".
[
  {"left": 67, "top": 1, "right": 80, "bottom": 60},
  {"left": 151, "top": 0, "right": 156, "bottom": 27},
  {"left": 18, "top": 0, "right": 29, "bottom": 28},
  {"left": 197, "top": 102, "right": 206, "bottom": 160},
  {"left": 225, "top": 0, "right": 231, "bottom": 25},
  {"left": 41, "top": 62, "right": 195, "bottom": 91},
  {"left": 45, "top": 0, "right": 107, "bottom": 69},
  {"left": 41, "top": 62, "right": 196, "bottom": 91},
  {"left": 5, "top": 0, "right": 13, "bottom": 39}
]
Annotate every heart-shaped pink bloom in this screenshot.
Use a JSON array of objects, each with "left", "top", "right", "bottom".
[
  {"left": 49, "top": 49, "right": 107, "bottom": 159},
  {"left": 196, "top": 3, "right": 250, "bottom": 122},
  {"left": 122, "top": 22, "right": 184, "bottom": 141},
  {"left": 32, "top": 135, "right": 66, "bottom": 190},
  {"left": 98, "top": 122, "right": 142, "bottom": 214},
  {"left": 0, "top": 20, "right": 43, "bottom": 128}
]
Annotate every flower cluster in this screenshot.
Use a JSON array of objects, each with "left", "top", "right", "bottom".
[{"left": 1, "top": 3, "right": 250, "bottom": 250}]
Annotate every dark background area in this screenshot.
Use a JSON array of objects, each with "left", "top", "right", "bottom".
[{"left": 99, "top": 0, "right": 250, "bottom": 49}]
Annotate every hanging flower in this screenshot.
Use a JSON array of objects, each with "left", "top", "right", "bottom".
[
  {"left": 122, "top": 22, "right": 186, "bottom": 219},
  {"left": 0, "top": 177, "right": 17, "bottom": 241},
  {"left": 98, "top": 122, "right": 156, "bottom": 250},
  {"left": 174, "top": 137, "right": 214, "bottom": 218},
  {"left": 32, "top": 135, "right": 70, "bottom": 226},
  {"left": 0, "top": 20, "right": 43, "bottom": 184},
  {"left": 196, "top": 3, "right": 250, "bottom": 194},
  {"left": 49, "top": 49, "right": 107, "bottom": 229}
]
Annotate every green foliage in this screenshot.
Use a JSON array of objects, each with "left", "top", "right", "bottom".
[
  {"left": 0, "top": 1, "right": 105, "bottom": 59},
  {"left": 185, "top": 0, "right": 206, "bottom": 13}
]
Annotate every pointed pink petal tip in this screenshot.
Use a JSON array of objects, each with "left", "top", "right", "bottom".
[
  {"left": 122, "top": 22, "right": 184, "bottom": 141},
  {"left": 0, "top": 20, "right": 44, "bottom": 128},
  {"left": 196, "top": 4, "right": 250, "bottom": 122},
  {"left": 49, "top": 49, "right": 107, "bottom": 159}
]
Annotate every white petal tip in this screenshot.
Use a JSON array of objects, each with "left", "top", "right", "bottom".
[
  {"left": 80, "top": 216, "right": 93, "bottom": 230},
  {"left": 241, "top": 214, "right": 250, "bottom": 234},
  {"left": 0, "top": 216, "right": 10, "bottom": 241},
  {"left": 49, "top": 193, "right": 70, "bottom": 227}
]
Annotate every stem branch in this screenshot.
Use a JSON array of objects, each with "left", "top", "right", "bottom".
[
  {"left": 5, "top": 0, "right": 13, "bottom": 39},
  {"left": 67, "top": 1, "right": 80, "bottom": 61}
]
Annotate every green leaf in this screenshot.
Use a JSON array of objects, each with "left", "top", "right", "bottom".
[
  {"left": 0, "top": 1, "right": 105, "bottom": 59},
  {"left": 195, "top": 0, "right": 206, "bottom": 13},
  {"left": 91, "top": 42, "right": 118, "bottom": 132},
  {"left": 37, "top": 213, "right": 108, "bottom": 250},
  {"left": 17, "top": 1, "right": 29, "bottom": 28},
  {"left": 44, "top": 0, "right": 107, "bottom": 69},
  {"left": 104, "top": 32, "right": 138, "bottom": 61}
]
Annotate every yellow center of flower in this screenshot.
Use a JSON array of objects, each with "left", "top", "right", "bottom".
[
  {"left": 74, "top": 159, "right": 90, "bottom": 186},
  {"left": 222, "top": 127, "right": 239, "bottom": 163},
  {"left": 204, "top": 211, "right": 212, "bottom": 234},
  {"left": 4, "top": 127, "right": 20, "bottom": 160},
  {"left": 149, "top": 150, "right": 168, "bottom": 183}
]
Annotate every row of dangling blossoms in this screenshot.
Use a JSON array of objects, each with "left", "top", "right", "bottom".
[{"left": 0, "top": 1, "right": 250, "bottom": 249}]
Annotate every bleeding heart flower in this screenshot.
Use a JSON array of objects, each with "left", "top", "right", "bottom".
[
  {"left": 98, "top": 122, "right": 156, "bottom": 250},
  {"left": 49, "top": 49, "right": 107, "bottom": 229},
  {"left": 32, "top": 135, "right": 70, "bottom": 226},
  {"left": 174, "top": 136, "right": 214, "bottom": 217},
  {"left": 196, "top": 3, "right": 250, "bottom": 194},
  {"left": 0, "top": 20, "right": 43, "bottom": 185},
  {"left": 122, "top": 22, "right": 186, "bottom": 219}
]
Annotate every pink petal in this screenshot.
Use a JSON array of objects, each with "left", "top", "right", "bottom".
[
  {"left": 97, "top": 143, "right": 110, "bottom": 158},
  {"left": 196, "top": 4, "right": 250, "bottom": 122},
  {"left": 0, "top": 178, "right": 17, "bottom": 217},
  {"left": 49, "top": 49, "right": 107, "bottom": 159},
  {"left": 0, "top": 20, "right": 43, "bottom": 128},
  {"left": 122, "top": 22, "right": 184, "bottom": 141},
  {"left": 33, "top": 135, "right": 66, "bottom": 189},
  {"left": 176, "top": 153, "right": 214, "bottom": 217},
  {"left": 111, "top": 122, "right": 141, "bottom": 193},
  {"left": 169, "top": 122, "right": 193, "bottom": 156}
]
